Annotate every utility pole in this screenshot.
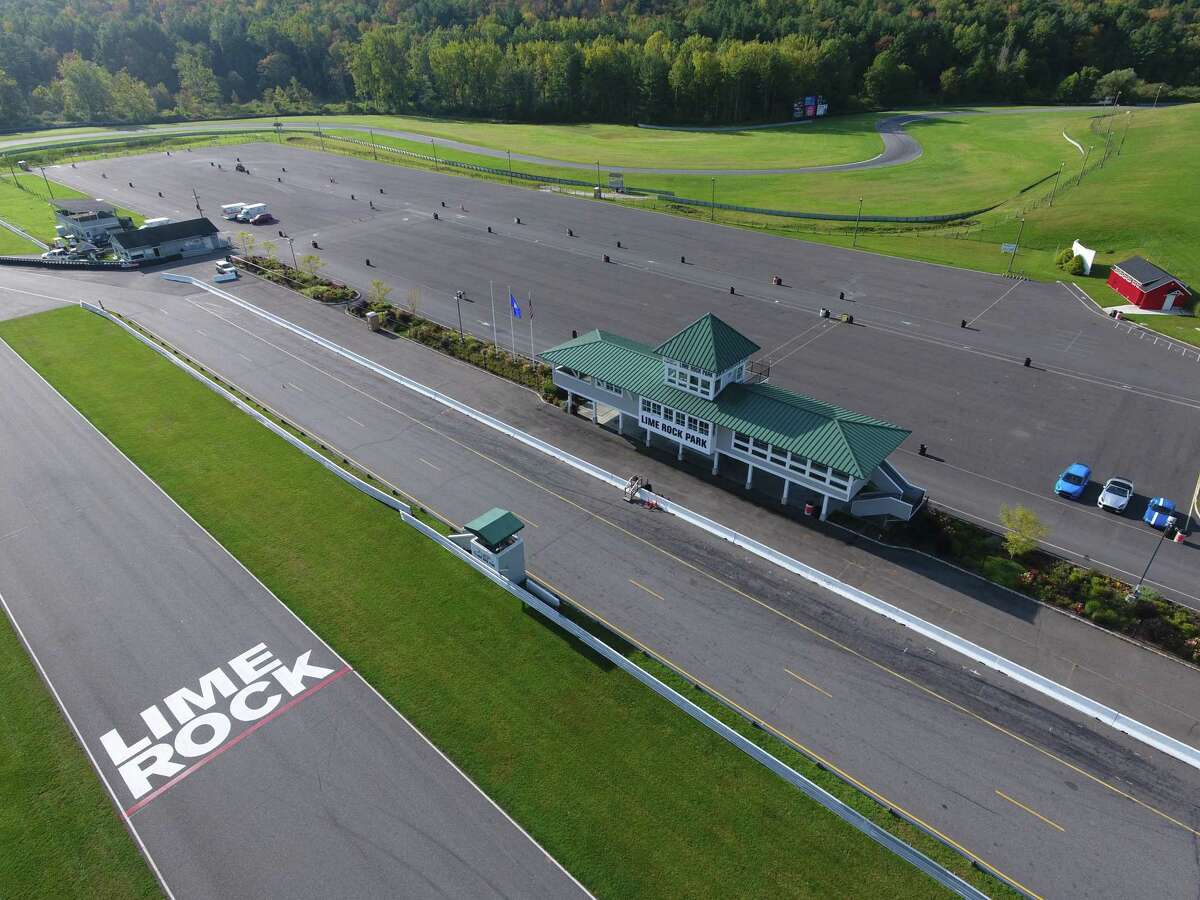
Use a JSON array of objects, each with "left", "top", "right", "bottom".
[
  {"left": 1079, "top": 144, "right": 1093, "bottom": 184},
  {"left": 192, "top": 186, "right": 203, "bottom": 218},
  {"left": 507, "top": 149, "right": 513, "bottom": 185},
  {"left": 852, "top": 196, "right": 863, "bottom": 248},
  {"left": 1153, "top": 83, "right": 1163, "bottom": 109},
  {"left": 595, "top": 160, "right": 601, "bottom": 189},
  {"left": 39, "top": 166, "right": 54, "bottom": 199},
  {"left": 1117, "top": 112, "right": 1133, "bottom": 157},
  {"left": 1048, "top": 161, "right": 1064, "bottom": 207},
  {"left": 1006, "top": 217, "right": 1025, "bottom": 275},
  {"left": 316, "top": 122, "right": 326, "bottom": 153},
  {"left": 286, "top": 236, "right": 297, "bottom": 270},
  {"left": 431, "top": 140, "right": 439, "bottom": 171},
  {"left": 454, "top": 290, "right": 466, "bottom": 342},
  {"left": 369, "top": 129, "right": 377, "bottom": 160},
  {"left": 527, "top": 291, "right": 535, "bottom": 362}
]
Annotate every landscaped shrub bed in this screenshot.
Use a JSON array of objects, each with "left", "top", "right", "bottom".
[
  {"left": 867, "top": 507, "right": 1200, "bottom": 665},
  {"left": 353, "top": 301, "right": 559, "bottom": 402},
  {"left": 233, "top": 255, "right": 357, "bottom": 303}
]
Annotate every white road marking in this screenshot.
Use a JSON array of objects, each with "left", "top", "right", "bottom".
[
  {"left": 346, "top": 415, "right": 366, "bottom": 428},
  {"left": 237, "top": 352, "right": 253, "bottom": 363},
  {"left": 195, "top": 329, "right": 208, "bottom": 336},
  {"left": 418, "top": 457, "right": 441, "bottom": 471},
  {"left": 285, "top": 382, "right": 303, "bottom": 392}
]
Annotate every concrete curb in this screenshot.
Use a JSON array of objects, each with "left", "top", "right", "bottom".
[{"left": 163, "top": 274, "right": 1200, "bottom": 774}]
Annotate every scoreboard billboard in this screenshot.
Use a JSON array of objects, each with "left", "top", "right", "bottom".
[{"left": 793, "top": 95, "right": 829, "bottom": 119}]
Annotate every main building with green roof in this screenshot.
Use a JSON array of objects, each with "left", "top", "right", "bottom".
[{"left": 540, "top": 314, "right": 924, "bottom": 520}]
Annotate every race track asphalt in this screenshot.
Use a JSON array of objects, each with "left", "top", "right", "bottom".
[
  {"left": 6, "top": 265, "right": 1199, "bottom": 899},
  {"left": 0, "top": 332, "right": 588, "bottom": 900},
  {"left": 47, "top": 143, "right": 1200, "bottom": 607}
]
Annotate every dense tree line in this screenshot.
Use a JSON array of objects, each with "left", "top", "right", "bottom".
[{"left": 0, "top": 0, "right": 1197, "bottom": 129}]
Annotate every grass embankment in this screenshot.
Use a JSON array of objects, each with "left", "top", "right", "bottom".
[
  {"left": 0, "top": 171, "right": 144, "bottom": 251},
  {"left": 0, "top": 597, "right": 160, "bottom": 897},
  {"left": 0, "top": 305, "right": 1010, "bottom": 899}
]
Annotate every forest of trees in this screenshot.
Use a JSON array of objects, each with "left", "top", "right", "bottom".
[{"left": 0, "top": 0, "right": 1197, "bottom": 130}]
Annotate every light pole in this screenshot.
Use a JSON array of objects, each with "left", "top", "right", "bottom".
[
  {"left": 369, "top": 129, "right": 378, "bottom": 160},
  {"left": 1127, "top": 516, "right": 1177, "bottom": 601},
  {"left": 431, "top": 140, "right": 439, "bottom": 171},
  {"left": 710, "top": 177, "right": 716, "bottom": 222},
  {"left": 1005, "top": 217, "right": 1025, "bottom": 275},
  {"left": 507, "top": 149, "right": 513, "bottom": 185},
  {"left": 1153, "top": 83, "right": 1163, "bottom": 109},
  {"left": 596, "top": 160, "right": 601, "bottom": 189},
  {"left": 39, "top": 166, "right": 54, "bottom": 199},
  {"left": 286, "top": 236, "right": 297, "bottom": 270},
  {"left": 316, "top": 122, "right": 326, "bottom": 153},
  {"left": 852, "top": 196, "right": 863, "bottom": 248},
  {"left": 1048, "top": 161, "right": 1064, "bottom": 207}
]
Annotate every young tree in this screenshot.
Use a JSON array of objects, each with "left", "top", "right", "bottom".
[
  {"left": 405, "top": 286, "right": 421, "bottom": 316},
  {"left": 260, "top": 240, "right": 277, "bottom": 260},
  {"left": 237, "top": 231, "right": 255, "bottom": 256},
  {"left": 297, "top": 253, "right": 324, "bottom": 278},
  {"left": 999, "top": 505, "right": 1049, "bottom": 559},
  {"left": 368, "top": 279, "right": 392, "bottom": 305}
]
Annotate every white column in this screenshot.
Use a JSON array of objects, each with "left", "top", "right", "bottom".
[
  {"left": 820, "top": 494, "right": 830, "bottom": 520},
  {"left": 677, "top": 442, "right": 684, "bottom": 461},
  {"left": 591, "top": 401, "right": 598, "bottom": 424},
  {"left": 645, "top": 428, "right": 651, "bottom": 448},
  {"left": 566, "top": 391, "right": 573, "bottom": 413},
  {"left": 745, "top": 464, "right": 754, "bottom": 490},
  {"left": 712, "top": 452, "right": 720, "bottom": 475},
  {"left": 618, "top": 411, "right": 624, "bottom": 434},
  {"left": 781, "top": 479, "right": 790, "bottom": 505}
]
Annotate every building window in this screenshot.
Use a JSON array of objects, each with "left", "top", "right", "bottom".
[
  {"left": 591, "top": 376, "right": 622, "bottom": 396},
  {"left": 664, "top": 360, "right": 716, "bottom": 400}
]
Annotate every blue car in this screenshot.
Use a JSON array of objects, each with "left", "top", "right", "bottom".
[
  {"left": 1054, "top": 463, "right": 1091, "bottom": 499},
  {"left": 1143, "top": 497, "right": 1177, "bottom": 529}
]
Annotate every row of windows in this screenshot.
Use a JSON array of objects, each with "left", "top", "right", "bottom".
[
  {"left": 640, "top": 398, "right": 711, "bottom": 436},
  {"left": 556, "top": 366, "right": 622, "bottom": 396},
  {"left": 731, "top": 432, "right": 851, "bottom": 490},
  {"left": 664, "top": 362, "right": 715, "bottom": 399}
]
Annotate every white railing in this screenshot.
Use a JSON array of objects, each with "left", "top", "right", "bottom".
[{"left": 155, "top": 276, "right": 1200, "bottom": 778}]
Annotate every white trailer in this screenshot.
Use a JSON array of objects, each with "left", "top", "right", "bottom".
[
  {"left": 236, "top": 203, "right": 268, "bottom": 222},
  {"left": 221, "top": 202, "right": 247, "bottom": 220}
]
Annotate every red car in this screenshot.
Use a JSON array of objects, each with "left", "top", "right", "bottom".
[{"left": 250, "top": 212, "right": 274, "bottom": 225}]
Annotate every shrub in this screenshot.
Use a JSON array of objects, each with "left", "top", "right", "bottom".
[
  {"left": 1056, "top": 247, "right": 1074, "bottom": 267},
  {"left": 999, "top": 504, "right": 1048, "bottom": 558},
  {"left": 1067, "top": 255, "right": 1086, "bottom": 276}
]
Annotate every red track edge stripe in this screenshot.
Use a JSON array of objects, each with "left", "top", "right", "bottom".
[{"left": 124, "top": 664, "right": 352, "bottom": 817}]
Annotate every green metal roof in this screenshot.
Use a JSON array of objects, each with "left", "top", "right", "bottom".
[
  {"left": 653, "top": 314, "right": 761, "bottom": 373},
  {"left": 464, "top": 507, "right": 525, "bottom": 549},
  {"left": 541, "top": 331, "right": 909, "bottom": 478}
]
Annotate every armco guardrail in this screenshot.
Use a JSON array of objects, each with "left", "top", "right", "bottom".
[
  {"left": 81, "top": 298, "right": 988, "bottom": 900},
  {"left": 0, "top": 255, "right": 137, "bottom": 269},
  {"left": 165, "top": 274, "right": 1200, "bottom": 778}
]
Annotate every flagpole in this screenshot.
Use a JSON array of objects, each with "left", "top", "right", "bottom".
[
  {"left": 489, "top": 280, "right": 498, "bottom": 347},
  {"left": 508, "top": 284, "right": 517, "bottom": 357},
  {"left": 528, "top": 290, "right": 535, "bottom": 362}
]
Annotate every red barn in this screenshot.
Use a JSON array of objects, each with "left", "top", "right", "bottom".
[{"left": 1107, "top": 256, "right": 1192, "bottom": 311}]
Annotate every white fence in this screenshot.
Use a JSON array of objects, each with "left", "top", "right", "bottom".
[{"left": 158, "top": 275, "right": 1200, "bottom": 776}]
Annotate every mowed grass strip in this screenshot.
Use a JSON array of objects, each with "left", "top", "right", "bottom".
[
  {"left": 0, "top": 592, "right": 160, "bottom": 897},
  {"left": 0, "top": 305, "right": 951, "bottom": 900}
]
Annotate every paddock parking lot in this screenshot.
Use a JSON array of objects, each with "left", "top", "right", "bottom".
[{"left": 49, "top": 142, "right": 1200, "bottom": 603}]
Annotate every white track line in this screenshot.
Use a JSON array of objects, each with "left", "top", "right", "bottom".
[{"left": 1062, "top": 131, "right": 1085, "bottom": 156}]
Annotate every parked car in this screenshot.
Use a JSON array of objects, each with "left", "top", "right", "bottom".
[
  {"left": 1143, "top": 497, "right": 1177, "bottom": 529},
  {"left": 250, "top": 212, "right": 273, "bottom": 225},
  {"left": 1097, "top": 477, "right": 1135, "bottom": 513},
  {"left": 40, "top": 248, "right": 69, "bottom": 260},
  {"left": 1054, "top": 462, "right": 1091, "bottom": 499}
]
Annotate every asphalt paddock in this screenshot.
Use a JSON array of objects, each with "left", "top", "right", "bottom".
[{"left": 48, "top": 143, "right": 1200, "bottom": 603}]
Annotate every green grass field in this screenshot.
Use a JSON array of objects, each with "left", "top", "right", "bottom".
[
  {"left": 0, "top": 595, "right": 161, "bottom": 898},
  {"left": 0, "top": 305, "right": 1011, "bottom": 899}
]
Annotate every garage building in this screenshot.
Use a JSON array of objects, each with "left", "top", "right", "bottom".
[
  {"left": 110, "top": 218, "right": 226, "bottom": 263},
  {"left": 1107, "top": 256, "right": 1191, "bottom": 311},
  {"left": 541, "top": 314, "right": 924, "bottom": 520}
]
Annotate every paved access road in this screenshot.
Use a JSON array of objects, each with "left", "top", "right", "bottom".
[
  {"left": 10, "top": 265, "right": 1200, "bottom": 900},
  {"left": 0, "top": 330, "right": 588, "bottom": 899},
  {"left": 48, "top": 144, "right": 1200, "bottom": 607}
]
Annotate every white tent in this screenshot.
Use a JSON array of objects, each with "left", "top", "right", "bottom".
[{"left": 1071, "top": 239, "right": 1096, "bottom": 275}]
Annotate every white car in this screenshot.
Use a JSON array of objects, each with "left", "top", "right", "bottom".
[
  {"left": 1097, "top": 477, "right": 1134, "bottom": 513},
  {"left": 41, "top": 248, "right": 70, "bottom": 260}
]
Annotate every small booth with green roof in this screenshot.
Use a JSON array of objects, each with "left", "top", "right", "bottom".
[{"left": 540, "top": 314, "right": 924, "bottom": 521}]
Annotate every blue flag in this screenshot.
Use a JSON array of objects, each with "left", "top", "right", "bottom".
[{"left": 510, "top": 293, "right": 522, "bottom": 319}]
